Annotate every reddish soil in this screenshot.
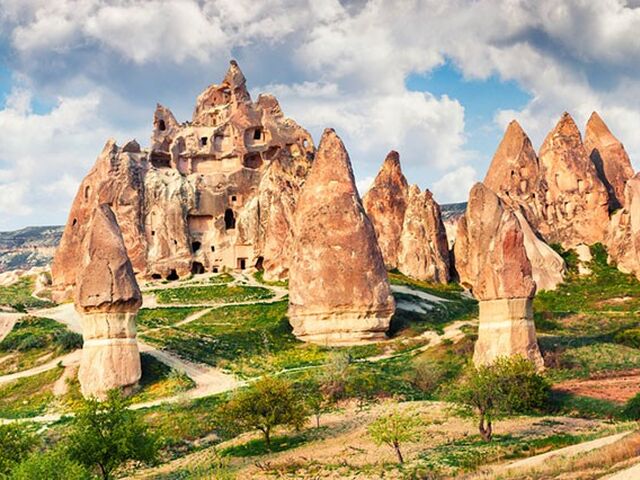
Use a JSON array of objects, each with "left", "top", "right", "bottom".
[{"left": 555, "top": 370, "right": 640, "bottom": 403}]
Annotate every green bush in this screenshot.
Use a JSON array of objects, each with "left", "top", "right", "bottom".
[
  {"left": 407, "top": 359, "right": 448, "bottom": 396},
  {"left": 54, "top": 330, "right": 83, "bottom": 351},
  {"left": 10, "top": 448, "right": 91, "bottom": 480},
  {"left": 614, "top": 328, "right": 640, "bottom": 349},
  {"left": 0, "top": 424, "right": 37, "bottom": 476},
  {"left": 623, "top": 393, "right": 640, "bottom": 421}
]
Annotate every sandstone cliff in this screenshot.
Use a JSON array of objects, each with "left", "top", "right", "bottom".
[{"left": 606, "top": 174, "right": 640, "bottom": 279}]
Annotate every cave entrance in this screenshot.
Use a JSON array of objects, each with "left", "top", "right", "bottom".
[
  {"left": 255, "top": 256, "right": 264, "bottom": 270},
  {"left": 191, "top": 262, "right": 205, "bottom": 275},
  {"left": 158, "top": 119, "right": 166, "bottom": 131},
  {"left": 237, "top": 258, "right": 247, "bottom": 270},
  {"left": 192, "top": 241, "right": 202, "bottom": 252},
  {"left": 224, "top": 209, "right": 236, "bottom": 230},
  {"left": 166, "top": 269, "right": 179, "bottom": 281}
]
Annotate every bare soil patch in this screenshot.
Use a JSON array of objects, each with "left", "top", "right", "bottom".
[{"left": 555, "top": 370, "right": 640, "bottom": 403}]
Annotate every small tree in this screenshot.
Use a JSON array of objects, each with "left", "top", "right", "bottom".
[
  {"left": 368, "top": 408, "right": 422, "bottom": 463},
  {"left": 0, "top": 424, "right": 37, "bottom": 476},
  {"left": 218, "top": 376, "right": 309, "bottom": 449},
  {"left": 320, "top": 351, "right": 352, "bottom": 402},
  {"left": 449, "top": 356, "right": 549, "bottom": 441},
  {"left": 347, "top": 370, "right": 380, "bottom": 410},
  {"left": 305, "top": 381, "right": 332, "bottom": 428},
  {"left": 67, "top": 389, "right": 159, "bottom": 480}
]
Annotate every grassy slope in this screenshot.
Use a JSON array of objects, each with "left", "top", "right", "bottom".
[
  {"left": 0, "top": 276, "right": 54, "bottom": 311},
  {"left": 155, "top": 284, "right": 274, "bottom": 305}
]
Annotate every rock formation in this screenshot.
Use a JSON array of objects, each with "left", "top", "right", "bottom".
[
  {"left": 584, "top": 111, "right": 635, "bottom": 210},
  {"left": 606, "top": 174, "right": 640, "bottom": 279},
  {"left": 397, "top": 185, "right": 450, "bottom": 283},
  {"left": 288, "top": 129, "right": 395, "bottom": 345},
  {"left": 362, "top": 151, "right": 409, "bottom": 269},
  {"left": 537, "top": 112, "right": 610, "bottom": 247},
  {"left": 52, "top": 60, "right": 314, "bottom": 300},
  {"left": 455, "top": 183, "right": 543, "bottom": 369},
  {"left": 74, "top": 204, "right": 142, "bottom": 399},
  {"left": 363, "top": 151, "right": 450, "bottom": 282}
]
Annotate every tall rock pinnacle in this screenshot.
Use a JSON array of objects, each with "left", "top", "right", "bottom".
[
  {"left": 288, "top": 129, "right": 395, "bottom": 345},
  {"left": 584, "top": 111, "right": 635, "bottom": 210}
]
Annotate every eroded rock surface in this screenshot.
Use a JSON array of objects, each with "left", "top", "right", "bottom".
[
  {"left": 607, "top": 174, "right": 640, "bottom": 279},
  {"left": 362, "top": 151, "right": 409, "bottom": 269},
  {"left": 75, "top": 204, "right": 142, "bottom": 399},
  {"left": 455, "top": 183, "right": 543, "bottom": 369},
  {"left": 53, "top": 61, "right": 313, "bottom": 299},
  {"left": 288, "top": 129, "right": 395, "bottom": 345},
  {"left": 585, "top": 111, "right": 635, "bottom": 210},
  {"left": 397, "top": 185, "right": 450, "bottom": 283}
]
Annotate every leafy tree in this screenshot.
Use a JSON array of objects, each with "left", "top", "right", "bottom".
[
  {"left": 10, "top": 448, "right": 90, "bottom": 480},
  {"left": 347, "top": 370, "right": 380, "bottom": 410},
  {"left": 0, "top": 424, "right": 37, "bottom": 476},
  {"left": 218, "top": 376, "right": 308, "bottom": 449},
  {"left": 67, "top": 389, "right": 159, "bottom": 480},
  {"left": 449, "top": 356, "right": 549, "bottom": 441},
  {"left": 368, "top": 408, "right": 422, "bottom": 463},
  {"left": 319, "top": 351, "right": 351, "bottom": 402},
  {"left": 623, "top": 393, "right": 640, "bottom": 421}
]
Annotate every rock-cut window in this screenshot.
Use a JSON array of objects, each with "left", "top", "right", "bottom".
[
  {"left": 158, "top": 119, "right": 166, "bottom": 131},
  {"left": 224, "top": 209, "right": 236, "bottom": 230}
]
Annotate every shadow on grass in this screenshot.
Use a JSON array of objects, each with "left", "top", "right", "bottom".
[
  {"left": 221, "top": 432, "right": 313, "bottom": 457},
  {"left": 547, "top": 390, "right": 624, "bottom": 420}
]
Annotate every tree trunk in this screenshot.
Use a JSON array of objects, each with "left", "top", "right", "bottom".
[
  {"left": 99, "top": 463, "right": 109, "bottom": 480},
  {"left": 479, "top": 416, "right": 493, "bottom": 442},
  {"left": 393, "top": 441, "right": 404, "bottom": 464},
  {"left": 316, "top": 414, "right": 321, "bottom": 428},
  {"left": 264, "top": 427, "right": 271, "bottom": 450}
]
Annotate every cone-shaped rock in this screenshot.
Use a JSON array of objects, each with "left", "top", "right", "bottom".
[
  {"left": 455, "top": 183, "right": 543, "bottom": 369},
  {"left": 288, "top": 129, "right": 395, "bottom": 345},
  {"left": 606, "top": 174, "right": 640, "bottom": 280},
  {"left": 537, "top": 112, "right": 610, "bottom": 247},
  {"left": 75, "top": 204, "right": 142, "bottom": 399},
  {"left": 397, "top": 185, "right": 450, "bottom": 283},
  {"left": 584, "top": 111, "right": 635, "bottom": 210},
  {"left": 362, "top": 151, "right": 409, "bottom": 269},
  {"left": 484, "top": 120, "right": 546, "bottom": 226}
]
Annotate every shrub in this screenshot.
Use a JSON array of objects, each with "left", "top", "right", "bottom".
[
  {"left": 54, "top": 330, "right": 83, "bottom": 351},
  {"left": 614, "top": 328, "right": 640, "bottom": 349},
  {"left": 347, "top": 370, "right": 382, "bottom": 410},
  {"left": 10, "top": 448, "right": 91, "bottom": 480},
  {"left": 218, "top": 376, "right": 309, "bottom": 449},
  {"left": 67, "top": 389, "right": 159, "bottom": 480},
  {"left": 623, "top": 393, "right": 640, "bottom": 421},
  {"left": 319, "top": 351, "right": 351, "bottom": 402},
  {"left": 368, "top": 407, "right": 422, "bottom": 463},
  {"left": 0, "top": 424, "right": 37, "bottom": 476},
  {"left": 408, "top": 359, "right": 447, "bottom": 395},
  {"left": 449, "top": 356, "right": 550, "bottom": 441}
]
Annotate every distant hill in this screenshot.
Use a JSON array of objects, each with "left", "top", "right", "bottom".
[
  {"left": 0, "top": 225, "right": 63, "bottom": 272},
  {"left": 440, "top": 202, "right": 467, "bottom": 221}
]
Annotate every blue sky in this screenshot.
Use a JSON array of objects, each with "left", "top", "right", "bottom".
[{"left": 1, "top": 0, "right": 640, "bottom": 230}]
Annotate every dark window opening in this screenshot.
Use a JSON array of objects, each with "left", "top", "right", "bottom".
[
  {"left": 191, "top": 262, "right": 205, "bottom": 275},
  {"left": 237, "top": 258, "right": 247, "bottom": 270},
  {"left": 173, "top": 239, "right": 178, "bottom": 245},
  {"left": 231, "top": 195, "right": 237, "bottom": 202},
  {"left": 244, "top": 152, "right": 262, "bottom": 169},
  {"left": 151, "top": 230, "right": 155, "bottom": 236},
  {"left": 253, "top": 128, "right": 262, "bottom": 140},
  {"left": 255, "top": 256, "right": 264, "bottom": 270},
  {"left": 84, "top": 186, "right": 91, "bottom": 200},
  {"left": 212, "top": 266, "right": 219, "bottom": 273},
  {"left": 158, "top": 119, "right": 166, "bottom": 131},
  {"left": 192, "top": 241, "right": 202, "bottom": 252},
  {"left": 151, "top": 273, "right": 162, "bottom": 280},
  {"left": 201, "top": 137, "right": 208, "bottom": 146},
  {"left": 211, "top": 246, "right": 215, "bottom": 252},
  {"left": 224, "top": 209, "right": 236, "bottom": 230},
  {"left": 72, "top": 218, "right": 78, "bottom": 227},
  {"left": 166, "top": 269, "right": 179, "bottom": 281}
]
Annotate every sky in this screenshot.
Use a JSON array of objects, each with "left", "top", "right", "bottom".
[{"left": 1, "top": 0, "right": 640, "bottom": 231}]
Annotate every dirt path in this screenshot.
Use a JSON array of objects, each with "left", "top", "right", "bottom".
[
  {"left": 0, "top": 313, "right": 21, "bottom": 342},
  {"left": 554, "top": 370, "right": 640, "bottom": 404},
  {"left": 604, "top": 460, "right": 640, "bottom": 479},
  {"left": 390, "top": 285, "right": 451, "bottom": 303},
  {"left": 494, "top": 430, "right": 633, "bottom": 475},
  {"left": 0, "top": 349, "right": 81, "bottom": 385}
]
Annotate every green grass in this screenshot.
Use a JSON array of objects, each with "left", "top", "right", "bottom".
[
  {"left": 0, "top": 277, "right": 55, "bottom": 311},
  {"left": 253, "top": 270, "right": 288, "bottom": 287},
  {"left": 0, "top": 316, "right": 82, "bottom": 375},
  {"left": 548, "top": 390, "right": 625, "bottom": 419},
  {"left": 0, "top": 366, "right": 62, "bottom": 418},
  {"left": 155, "top": 284, "right": 274, "bottom": 305},
  {"left": 221, "top": 432, "right": 310, "bottom": 457},
  {"left": 137, "top": 307, "right": 202, "bottom": 331},
  {"left": 130, "top": 353, "right": 196, "bottom": 403}
]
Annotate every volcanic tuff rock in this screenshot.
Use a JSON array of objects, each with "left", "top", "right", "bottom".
[
  {"left": 362, "top": 151, "right": 409, "bottom": 269},
  {"left": 606, "top": 174, "right": 640, "bottom": 280},
  {"left": 397, "top": 185, "right": 450, "bottom": 283},
  {"left": 455, "top": 183, "right": 543, "bottom": 369},
  {"left": 584, "top": 111, "right": 635, "bottom": 210},
  {"left": 75, "top": 204, "right": 142, "bottom": 399},
  {"left": 52, "top": 61, "right": 313, "bottom": 299},
  {"left": 537, "top": 112, "right": 610, "bottom": 247},
  {"left": 288, "top": 129, "right": 395, "bottom": 345}
]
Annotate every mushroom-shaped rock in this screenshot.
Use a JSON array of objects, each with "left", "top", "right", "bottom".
[
  {"left": 455, "top": 183, "right": 543, "bottom": 369},
  {"left": 75, "top": 204, "right": 142, "bottom": 399},
  {"left": 537, "top": 112, "right": 610, "bottom": 247},
  {"left": 288, "top": 129, "right": 395, "bottom": 345},
  {"left": 397, "top": 185, "right": 450, "bottom": 283},
  {"left": 362, "top": 151, "right": 409, "bottom": 269},
  {"left": 606, "top": 174, "right": 640, "bottom": 280},
  {"left": 584, "top": 111, "right": 635, "bottom": 210}
]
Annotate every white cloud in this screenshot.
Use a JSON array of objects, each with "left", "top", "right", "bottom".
[{"left": 432, "top": 165, "right": 478, "bottom": 204}]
